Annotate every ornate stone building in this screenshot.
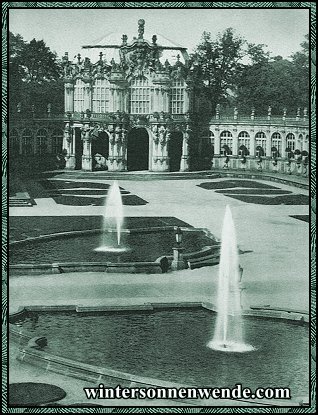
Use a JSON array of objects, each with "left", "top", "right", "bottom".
[
  {"left": 9, "top": 19, "right": 309, "bottom": 176},
  {"left": 209, "top": 106, "right": 309, "bottom": 175},
  {"left": 61, "top": 19, "right": 193, "bottom": 172}
]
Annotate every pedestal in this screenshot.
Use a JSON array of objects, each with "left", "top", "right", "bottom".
[
  {"left": 171, "top": 246, "right": 187, "bottom": 271},
  {"left": 65, "top": 155, "right": 76, "bottom": 169},
  {"left": 82, "top": 155, "right": 92, "bottom": 171}
]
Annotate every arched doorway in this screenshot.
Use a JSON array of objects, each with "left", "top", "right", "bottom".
[
  {"left": 74, "top": 127, "right": 83, "bottom": 170},
  {"left": 168, "top": 132, "right": 183, "bottom": 172},
  {"left": 92, "top": 131, "right": 109, "bottom": 170},
  {"left": 127, "top": 128, "right": 149, "bottom": 171}
]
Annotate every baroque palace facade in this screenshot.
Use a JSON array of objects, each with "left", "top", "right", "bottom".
[{"left": 9, "top": 19, "right": 309, "bottom": 175}]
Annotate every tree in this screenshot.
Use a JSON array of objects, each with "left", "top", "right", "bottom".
[
  {"left": 235, "top": 35, "right": 309, "bottom": 115},
  {"left": 19, "top": 38, "right": 62, "bottom": 83},
  {"left": 190, "top": 28, "right": 264, "bottom": 117},
  {"left": 9, "top": 32, "right": 64, "bottom": 116}
]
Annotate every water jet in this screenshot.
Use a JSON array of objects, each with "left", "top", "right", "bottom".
[{"left": 208, "top": 205, "right": 254, "bottom": 353}]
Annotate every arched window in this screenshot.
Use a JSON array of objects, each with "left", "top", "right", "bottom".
[
  {"left": 255, "top": 131, "right": 267, "bottom": 155},
  {"left": 220, "top": 130, "right": 233, "bottom": 155},
  {"left": 22, "top": 129, "right": 33, "bottom": 155},
  {"left": 74, "top": 79, "right": 85, "bottom": 112},
  {"left": 271, "top": 132, "right": 282, "bottom": 156},
  {"left": 238, "top": 131, "right": 250, "bottom": 152},
  {"left": 9, "top": 129, "right": 20, "bottom": 155},
  {"left": 92, "top": 79, "right": 110, "bottom": 113},
  {"left": 286, "top": 133, "right": 296, "bottom": 151},
  {"left": 130, "top": 77, "right": 150, "bottom": 114},
  {"left": 36, "top": 129, "right": 48, "bottom": 155},
  {"left": 171, "top": 80, "right": 185, "bottom": 114},
  {"left": 52, "top": 129, "right": 64, "bottom": 154}
]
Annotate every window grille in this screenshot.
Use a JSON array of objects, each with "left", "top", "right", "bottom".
[
  {"left": 271, "top": 132, "right": 282, "bottom": 155},
  {"left": 74, "top": 79, "right": 85, "bottom": 112},
  {"left": 171, "top": 80, "right": 185, "bottom": 114},
  {"left": 36, "top": 129, "right": 48, "bottom": 155},
  {"left": 52, "top": 129, "right": 64, "bottom": 154},
  {"left": 238, "top": 131, "right": 250, "bottom": 150},
  {"left": 10, "top": 129, "right": 20, "bottom": 154},
  {"left": 255, "top": 132, "right": 267, "bottom": 154},
  {"left": 92, "top": 79, "right": 110, "bottom": 113},
  {"left": 286, "top": 133, "right": 296, "bottom": 151},
  {"left": 22, "top": 129, "right": 33, "bottom": 155},
  {"left": 130, "top": 78, "right": 150, "bottom": 114},
  {"left": 220, "top": 131, "right": 233, "bottom": 153}
]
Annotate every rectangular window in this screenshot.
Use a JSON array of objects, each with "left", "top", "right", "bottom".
[
  {"left": 92, "top": 79, "right": 110, "bottom": 113},
  {"left": 171, "top": 81, "right": 184, "bottom": 114},
  {"left": 130, "top": 78, "right": 150, "bottom": 114},
  {"left": 74, "top": 80, "right": 85, "bottom": 112}
]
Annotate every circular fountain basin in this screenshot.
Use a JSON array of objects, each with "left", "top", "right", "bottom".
[
  {"left": 9, "top": 227, "right": 218, "bottom": 272},
  {"left": 11, "top": 307, "right": 309, "bottom": 398}
]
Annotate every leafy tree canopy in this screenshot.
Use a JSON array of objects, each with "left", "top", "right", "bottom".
[
  {"left": 9, "top": 32, "right": 64, "bottom": 115},
  {"left": 190, "top": 28, "right": 309, "bottom": 117}
]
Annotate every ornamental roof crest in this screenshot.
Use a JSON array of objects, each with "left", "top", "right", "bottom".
[{"left": 119, "top": 19, "right": 161, "bottom": 76}]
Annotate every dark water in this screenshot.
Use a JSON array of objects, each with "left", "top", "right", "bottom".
[
  {"left": 9, "top": 230, "right": 214, "bottom": 264},
  {"left": 14, "top": 309, "right": 309, "bottom": 397}
]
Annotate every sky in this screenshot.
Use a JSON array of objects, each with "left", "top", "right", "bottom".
[{"left": 9, "top": 8, "right": 309, "bottom": 60}]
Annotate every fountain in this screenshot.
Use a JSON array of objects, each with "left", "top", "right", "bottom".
[
  {"left": 95, "top": 181, "right": 126, "bottom": 253},
  {"left": 208, "top": 205, "right": 254, "bottom": 352}
]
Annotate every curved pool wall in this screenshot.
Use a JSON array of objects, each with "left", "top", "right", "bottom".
[
  {"left": 9, "top": 303, "right": 309, "bottom": 407},
  {"left": 9, "top": 226, "right": 221, "bottom": 275}
]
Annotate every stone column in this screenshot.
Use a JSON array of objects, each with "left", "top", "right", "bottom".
[
  {"left": 266, "top": 132, "right": 272, "bottom": 157},
  {"left": 121, "top": 126, "right": 128, "bottom": 171},
  {"left": 153, "top": 87, "right": 160, "bottom": 112},
  {"left": 214, "top": 128, "right": 220, "bottom": 155},
  {"left": 64, "top": 82, "right": 74, "bottom": 113},
  {"left": 81, "top": 123, "right": 92, "bottom": 171},
  {"left": 151, "top": 124, "right": 160, "bottom": 171},
  {"left": 281, "top": 131, "right": 287, "bottom": 158},
  {"left": 180, "top": 127, "right": 190, "bottom": 171},
  {"left": 249, "top": 132, "right": 255, "bottom": 156},
  {"left": 109, "top": 87, "right": 115, "bottom": 113},
  {"left": 107, "top": 125, "right": 116, "bottom": 171},
  {"left": 157, "top": 125, "right": 170, "bottom": 171},
  {"left": 83, "top": 83, "right": 92, "bottom": 111},
  {"left": 114, "top": 125, "right": 125, "bottom": 171},
  {"left": 64, "top": 121, "right": 76, "bottom": 169},
  {"left": 232, "top": 130, "right": 238, "bottom": 156},
  {"left": 161, "top": 86, "right": 170, "bottom": 113},
  {"left": 112, "top": 87, "right": 120, "bottom": 112},
  {"left": 184, "top": 87, "right": 190, "bottom": 113}
]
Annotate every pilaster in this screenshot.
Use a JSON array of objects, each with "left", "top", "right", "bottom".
[
  {"left": 64, "top": 121, "right": 76, "bottom": 169},
  {"left": 81, "top": 123, "right": 92, "bottom": 171}
]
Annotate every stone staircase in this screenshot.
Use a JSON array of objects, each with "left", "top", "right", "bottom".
[
  {"left": 185, "top": 245, "right": 221, "bottom": 269},
  {"left": 9, "top": 192, "right": 34, "bottom": 208}
]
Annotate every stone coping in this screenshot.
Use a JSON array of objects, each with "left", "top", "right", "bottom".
[
  {"left": 9, "top": 226, "right": 220, "bottom": 275},
  {"left": 9, "top": 225, "right": 218, "bottom": 246},
  {"left": 9, "top": 301, "right": 309, "bottom": 325},
  {"left": 9, "top": 302, "right": 309, "bottom": 407},
  {"left": 51, "top": 170, "right": 309, "bottom": 189}
]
